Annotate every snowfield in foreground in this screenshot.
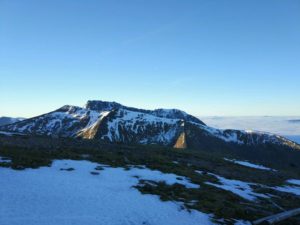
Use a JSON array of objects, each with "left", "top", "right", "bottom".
[{"left": 0, "top": 160, "right": 212, "bottom": 225}]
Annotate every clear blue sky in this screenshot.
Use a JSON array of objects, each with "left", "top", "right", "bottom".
[{"left": 1, "top": 0, "right": 299, "bottom": 118}]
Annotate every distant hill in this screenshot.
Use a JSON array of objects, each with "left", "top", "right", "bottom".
[
  {"left": 0, "top": 117, "right": 24, "bottom": 126},
  {"left": 201, "top": 116, "right": 300, "bottom": 144}
]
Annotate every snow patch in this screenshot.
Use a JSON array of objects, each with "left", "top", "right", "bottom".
[
  {"left": 273, "top": 186, "right": 300, "bottom": 196},
  {"left": 0, "top": 131, "right": 24, "bottom": 136},
  {"left": 224, "top": 158, "right": 275, "bottom": 171},
  {"left": 196, "top": 171, "right": 268, "bottom": 201},
  {"left": 128, "top": 167, "right": 200, "bottom": 189},
  {"left": 0, "top": 156, "right": 11, "bottom": 163},
  {"left": 287, "top": 179, "right": 300, "bottom": 186},
  {"left": 191, "top": 123, "right": 244, "bottom": 145},
  {"left": 273, "top": 179, "right": 300, "bottom": 196},
  {"left": 234, "top": 220, "right": 252, "bottom": 225}
]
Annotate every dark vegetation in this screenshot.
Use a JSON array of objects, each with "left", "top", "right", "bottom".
[{"left": 0, "top": 135, "right": 300, "bottom": 224}]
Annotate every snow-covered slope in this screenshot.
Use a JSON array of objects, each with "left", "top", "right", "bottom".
[
  {"left": 190, "top": 122, "right": 298, "bottom": 149},
  {"left": 1, "top": 105, "right": 110, "bottom": 138},
  {"left": 0, "top": 100, "right": 299, "bottom": 151},
  {"left": 85, "top": 100, "right": 205, "bottom": 125},
  {"left": 93, "top": 109, "right": 182, "bottom": 145}
]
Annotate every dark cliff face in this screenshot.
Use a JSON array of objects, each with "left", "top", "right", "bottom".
[{"left": 85, "top": 101, "right": 122, "bottom": 111}]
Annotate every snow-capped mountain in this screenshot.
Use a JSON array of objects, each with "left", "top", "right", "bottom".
[{"left": 0, "top": 100, "right": 299, "bottom": 151}]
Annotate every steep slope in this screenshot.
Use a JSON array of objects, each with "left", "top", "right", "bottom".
[
  {"left": 82, "top": 108, "right": 183, "bottom": 145},
  {"left": 1, "top": 105, "right": 110, "bottom": 138}
]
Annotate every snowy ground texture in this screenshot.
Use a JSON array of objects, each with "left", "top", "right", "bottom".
[
  {"left": 200, "top": 116, "right": 300, "bottom": 144},
  {"left": 0, "top": 160, "right": 213, "bottom": 225},
  {"left": 2, "top": 159, "right": 299, "bottom": 225}
]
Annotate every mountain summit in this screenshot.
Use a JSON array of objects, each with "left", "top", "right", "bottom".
[{"left": 85, "top": 100, "right": 205, "bottom": 125}]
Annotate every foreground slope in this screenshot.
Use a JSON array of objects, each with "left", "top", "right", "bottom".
[
  {"left": 1, "top": 140, "right": 300, "bottom": 224},
  {"left": 0, "top": 160, "right": 214, "bottom": 225}
]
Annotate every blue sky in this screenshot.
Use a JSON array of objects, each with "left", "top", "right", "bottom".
[{"left": 1, "top": 0, "right": 299, "bottom": 118}]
